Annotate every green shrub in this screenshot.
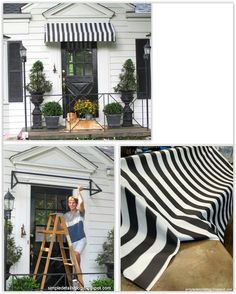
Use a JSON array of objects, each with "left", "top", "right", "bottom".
[
  {"left": 91, "top": 278, "right": 114, "bottom": 291},
  {"left": 8, "top": 276, "right": 40, "bottom": 291},
  {"left": 42, "top": 101, "right": 63, "bottom": 116},
  {"left": 6, "top": 221, "right": 22, "bottom": 268},
  {"left": 114, "top": 59, "right": 137, "bottom": 92},
  {"left": 26, "top": 60, "right": 52, "bottom": 94},
  {"left": 95, "top": 229, "right": 114, "bottom": 266},
  {"left": 103, "top": 103, "right": 123, "bottom": 115}
]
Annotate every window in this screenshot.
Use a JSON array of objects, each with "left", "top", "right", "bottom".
[
  {"left": 136, "top": 39, "right": 151, "bottom": 99},
  {"left": 8, "top": 41, "right": 23, "bottom": 102}
]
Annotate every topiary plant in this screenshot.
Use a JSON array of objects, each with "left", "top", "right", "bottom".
[
  {"left": 6, "top": 221, "right": 22, "bottom": 270},
  {"left": 95, "top": 229, "right": 114, "bottom": 266},
  {"left": 8, "top": 276, "right": 40, "bottom": 291},
  {"left": 42, "top": 101, "right": 63, "bottom": 117},
  {"left": 26, "top": 60, "right": 52, "bottom": 94},
  {"left": 114, "top": 59, "right": 137, "bottom": 93},
  {"left": 103, "top": 102, "right": 123, "bottom": 115}
]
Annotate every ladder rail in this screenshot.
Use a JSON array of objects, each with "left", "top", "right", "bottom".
[{"left": 33, "top": 213, "right": 84, "bottom": 290}]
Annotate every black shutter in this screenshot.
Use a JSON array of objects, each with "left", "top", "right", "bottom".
[
  {"left": 136, "top": 39, "right": 151, "bottom": 99},
  {"left": 8, "top": 41, "right": 23, "bottom": 102}
]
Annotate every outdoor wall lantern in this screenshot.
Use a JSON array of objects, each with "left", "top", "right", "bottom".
[
  {"left": 143, "top": 40, "right": 151, "bottom": 59},
  {"left": 19, "top": 44, "right": 28, "bottom": 132},
  {"left": 4, "top": 189, "right": 15, "bottom": 220},
  {"left": 143, "top": 40, "right": 151, "bottom": 130},
  {"left": 19, "top": 44, "right": 27, "bottom": 62},
  {"left": 106, "top": 167, "right": 112, "bottom": 176},
  {"left": 53, "top": 64, "right": 57, "bottom": 73}
]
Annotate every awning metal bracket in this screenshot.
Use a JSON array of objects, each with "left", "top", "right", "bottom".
[{"left": 11, "top": 171, "right": 102, "bottom": 196}]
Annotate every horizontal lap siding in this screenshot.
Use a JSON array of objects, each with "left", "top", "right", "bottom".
[{"left": 4, "top": 3, "right": 58, "bottom": 136}]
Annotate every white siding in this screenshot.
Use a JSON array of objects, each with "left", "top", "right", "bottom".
[{"left": 3, "top": 3, "right": 151, "bottom": 137}]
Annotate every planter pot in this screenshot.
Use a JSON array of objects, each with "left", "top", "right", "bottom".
[
  {"left": 85, "top": 114, "right": 93, "bottom": 120},
  {"left": 120, "top": 90, "right": 134, "bottom": 104},
  {"left": 106, "top": 114, "right": 122, "bottom": 128},
  {"left": 105, "top": 262, "right": 114, "bottom": 279},
  {"left": 120, "top": 91, "right": 134, "bottom": 127},
  {"left": 30, "top": 92, "right": 44, "bottom": 129},
  {"left": 45, "top": 116, "right": 60, "bottom": 129}
]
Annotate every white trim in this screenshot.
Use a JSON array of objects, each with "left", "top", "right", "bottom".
[
  {"left": 43, "top": 3, "right": 115, "bottom": 19},
  {"left": 3, "top": 13, "right": 31, "bottom": 19},
  {"left": 10, "top": 146, "right": 98, "bottom": 172}
]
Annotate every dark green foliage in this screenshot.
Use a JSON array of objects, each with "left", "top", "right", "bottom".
[
  {"left": 103, "top": 102, "right": 123, "bottom": 115},
  {"left": 91, "top": 278, "right": 114, "bottom": 291},
  {"left": 95, "top": 229, "right": 114, "bottom": 266},
  {"left": 8, "top": 277, "right": 40, "bottom": 291},
  {"left": 42, "top": 101, "right": 63, "bottom": 116},
  {"left": 114, "top": 59, "right": 137, "bottom": 92},
  {"left": 26, "top": 60, "right": 52, "bottom": 94},
  {"left": 6, "top": 221, "right": 22, "bottom": 267}
]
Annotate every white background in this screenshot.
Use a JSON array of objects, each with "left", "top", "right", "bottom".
[{"left": 152, "top": 2, "right": 234, "bottom": 144}]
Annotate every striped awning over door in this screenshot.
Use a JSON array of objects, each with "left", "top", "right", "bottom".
[
  {"left": 121, "top": 146, "right": 233, "bottom": 290},
  {"left": 45, "top": 22, "right": 116, "bottom": 42}
]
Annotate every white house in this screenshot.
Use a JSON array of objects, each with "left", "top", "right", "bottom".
[
  {"left": 3, "top": 144, "right": 114, "bottom": 289},
  {"left": 3, "top": 3, "right": 151, "bottom": 138}
]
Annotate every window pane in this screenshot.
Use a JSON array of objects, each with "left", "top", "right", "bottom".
[
  {"left": 75, "top": 51, "right": 83, "bottom": 63},
  {"left": 75, "top": 64, "right": 83, "bottom": 76},
  {"left": 66, "top": 52, "right": 74, "bottom": 75},
  {"left": 35, "top": 197, "right": 44, "bottom": 209},
  {"left": 85, "top": 64, "right": 92, "bottom": 76},
  {"left": 47, "top": 198, "right": 56, "bottom": 209},
  {"left": 84, "top": 50, "right": 92, "bottom": 63},
  {"left": 35, "top": 210, "right": 45, "bottom": 225}
]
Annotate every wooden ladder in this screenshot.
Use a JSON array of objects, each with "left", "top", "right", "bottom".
[{"left": 33, "top": 213, "right": 84, "bottom": 290}]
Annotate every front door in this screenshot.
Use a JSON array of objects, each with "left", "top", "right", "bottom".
[
  {"left": 30, "top": 186, "right": 72, "bottom": 289},
  {"left": 61, "top": 42, "right": 98, "bottom": 114}
]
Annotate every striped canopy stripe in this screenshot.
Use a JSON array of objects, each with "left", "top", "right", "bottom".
[
  {"left": 121, "top": 146, "right": 233, "bottom": 290},
  {"left": 44, "top": 22, "right": 116, "bottom": 43}
]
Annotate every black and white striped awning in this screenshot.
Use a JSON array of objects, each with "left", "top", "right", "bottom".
[
  {"left": 45, "top": 22, "right": 116, "bottom": 42},
  {"left": 121, "top": 146, "right": 233, "bottom": 290}
]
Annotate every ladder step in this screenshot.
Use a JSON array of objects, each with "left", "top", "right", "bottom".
[
  {"left": 41, "top": 248, "right": 50, "bottom": 252},
  {"left": 64, "top": 263, "right": 74, "bottom": 266},
  {"left": 41, "top": 257, "right": 64, "bottom": 261},
  {"left": 37, "top": 229, "right": 66, "bottom": 234}
]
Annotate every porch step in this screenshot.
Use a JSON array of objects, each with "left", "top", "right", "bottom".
[{"left": 23, "top": 125, "right": 151, "bottom": 140}]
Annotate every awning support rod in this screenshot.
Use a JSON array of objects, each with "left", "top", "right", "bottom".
[{"left": 11, "top": 171, "right": 102, "bottom": 196}]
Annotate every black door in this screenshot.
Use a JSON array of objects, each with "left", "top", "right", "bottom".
[
  {"left": 61, "top": 42, "right": 98, "bottom": 113},
  {"left": 30, "top": 186, "right": 72, "bottom": 290}
]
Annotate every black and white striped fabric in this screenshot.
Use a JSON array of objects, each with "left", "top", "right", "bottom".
[
  {"left": 121, "top": 146, "right": 233, "bottom": 291},
  {"left": 44, "top": 22, "right": 116, "bottom": 42}
]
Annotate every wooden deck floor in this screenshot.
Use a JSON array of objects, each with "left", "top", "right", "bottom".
[{"left": 23, "top": 125, "right": 151, "bottom": 140}]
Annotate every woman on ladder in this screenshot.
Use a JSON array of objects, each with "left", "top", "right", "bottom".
[{"left": 64, "top": 185, "right": 87, "bottom": 288}]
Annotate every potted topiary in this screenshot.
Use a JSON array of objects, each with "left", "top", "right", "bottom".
[
  {"left": 103, "top": 102, "right": 123, "bottom": 128},
  {"left": 114, "top": 59, "right": 137, "bottom": 127},
  {"left": 42, "top": 101, "right": 63, "bottom": 129},
  {"left": 26, "top": 60, "right": 52, "bottom": 129},
  {"left": 95, "top": 229, "right": 114, "bottom": 279},
  {"left": 6, "top": 221, "right": 22, "bottom": 280}
]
